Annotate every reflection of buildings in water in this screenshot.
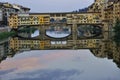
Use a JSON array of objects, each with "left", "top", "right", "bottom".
[
  {"left": 18, "top": 29, "right": 40, "bottom": 38},
  {"left": 77, "top": 25, "right": 102, "bottom": 38},
  {"left": 1, "top": 32, "right": 120, "bottom": 68},
  {"left": 31, "top": 30, "right": 40, "bottom": 38},
  {"left": 90, "top": 40, "right": 108, "bottom": 58},
  {"left": 47, "top": 26, "right": 71, "bottom": 32},
  {"left": 0, "top": 42, "right": 9, "bottom": 63},
  {"left": 90, "top": 40, "right": 120, "bottom": 68},
  {"left": 0, "top": 40, "right": 22, "bottom": 63},
  {"left": 46, "top": 26, "right": 71, "bottom": 38},
  {"left": 113, "top": 47, "right": 120, "bottom": 68},
  {"left": 46, "top": 31, "right": 71, "bottom": 38},
  {"left": 10, "top": 37, "right": 41, "bottom": 51}
]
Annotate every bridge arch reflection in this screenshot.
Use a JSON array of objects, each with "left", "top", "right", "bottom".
[
  {"left": 17, "top": 26, "right": 40, "bottom": 39},
  {"left": 46, "top": 25, "right": 71, "bottom": 39},
  {"left": 77, "top": 25, "right": 102, "bottom": 38}
]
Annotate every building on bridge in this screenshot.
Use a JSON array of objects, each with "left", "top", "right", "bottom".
[
  {"left": 88, "top": 0, "right": 120, "bottom": 31},
  {"left": 103, "top": 0, "right": 120, "bottom": 31},
  {"left": 0, "top": 2, "right": 30, "bottom": 26},
  {"left": 88, "top": 0, "right": 108, "bottom": 12},
  {"left": 3, "top": 0, "right": 120, "bottom": 51},
  {"left": 8, "top": 12, "right": 102, "bottom": 29},
  {"left": 0, "top": 42, "right": 9, "bottom": 63},
  {"left": 0, "top": 0, "right": 120, "bottom": 31},
  {"left": 8, "top": 0, "right": 120, "bottom": 32},
  {"left": 9, "top": 37, "right": 102, "bottom": 51}
]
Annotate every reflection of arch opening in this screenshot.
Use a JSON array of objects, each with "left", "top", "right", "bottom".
[
  {"left": 17, "top": 26, "right": 40, "bottom": 38},
  {"left": 77, "top": 25, "right": 102, "bottom": 38},
  {"left": 61, "top": 18, "right": 67, "bottom": 22},
  {"left": 46, "top": 26, "right": 71, "bottom": 38}
]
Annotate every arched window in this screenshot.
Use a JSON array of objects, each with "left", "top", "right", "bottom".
[
  {"left": 50, "top": 18, "right": 55, "bottom": 22},
  {"left": 61, "top": 18, "right": 67, "bottom": 22}
]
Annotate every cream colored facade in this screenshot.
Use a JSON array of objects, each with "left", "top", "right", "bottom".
[
  {"left": 9, "top": 38, "right": 101, "bottom": 50},
  {"left": 67, "top": 13, "right": 102, "bottom": 24},
  {"left": 8, "top": 0, "right": 120, "bottom": 50},
  {"left": 88, "top": 0, "right": 108, "bottom": 12},
  {"left": 18, "top": 14, "right": 50, "bottom": 26},
  {"left": 9, "top": 12, "right": 102, "bottom": 29},
  {"left": 29, "top": 13, "right": 50, "bottom": 25},
  {"left": 76, "top": 39, "right": 101, "bottom": 48},
  {"left": 9, "top": 13, "right": 50, "bottom": 29},
  {"left": 10, "top": 38, "right": 40, "bottom": 50},
  {"left": 18, "top": 14, "right": 31, "bottom": 26},
  {"left": 9, "top": 38, "right": 51, "bottom": 50},
  {"left": 7, "top": 0, "right": 120, "bottom": 31},
  {"left": 87, "top": 0, "right": 120, "bottom": 31},
  {"left": 113, "top": 1, "right": 120, "bottom": 23},
  {"left": 103, "top": 0, "right": 120, "bottom": 31}
]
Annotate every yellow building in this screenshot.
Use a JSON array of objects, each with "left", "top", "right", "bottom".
[
  {"left": 29, "top": 13, "right": 50, "bottom": 25},
  {"left": 8, "top": 0, "right": 120, "bottom": 34},
  {"left": 9, "top": 13, "right": 50, "bottom": 29},
  {"left": 67, "top": 12, "right": 102, "bottom": 24},
  {"left": 113, "top": 0, "right": 120, "bottom": 23},
  {"left": 9, "top": 12, "right": 102, "bottom": 29},
  {"left": 76, "top": 39, "right": 101, "bottom": 48},
  {"left": 10, "top": 38, "right": 41, "bottom": 50},
  {"left": 88, "top": 0, "right": 107, "bottom": 12},
  {"left": 9, "top": 37, "right": 51, "bottom": 50},
  {"left": 8, "top": 14, "right": 18, "bottom": 29},
  {"left": 18, "top": 13, "right": 31, "bottom": 26},
  {"left": 102, "top": 4, "right": 113, "bottom": 31},
  {"left": 102, "top": 0, "right": 120, "bottom": 31},
  {"left": 49, "top": 13, "right": 67, "bottom": 23}
]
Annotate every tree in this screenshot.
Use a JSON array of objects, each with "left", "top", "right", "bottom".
[
  {"left": 114, "top": 18, "right": 120, "bottom": 46},
  {"left": 0, "top": 31, "right": 16, "bottom": 40}
]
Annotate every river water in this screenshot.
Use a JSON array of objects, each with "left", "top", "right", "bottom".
[
  {"left": 0, "top": 30, "right": 120, "bottom": 80},
  {"left": 0, "top": 49, "right": 120, "bottom": 80}
]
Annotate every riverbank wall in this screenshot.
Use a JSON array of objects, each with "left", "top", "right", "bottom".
[{"left": 0, "top": 26, "right": 11, "bottom": 33}]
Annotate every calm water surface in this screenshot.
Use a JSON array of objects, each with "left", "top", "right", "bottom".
[{"left": 0, "top": 50, "right": 120, "bottom": 80}]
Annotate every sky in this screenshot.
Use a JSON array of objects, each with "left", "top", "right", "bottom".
[{"left": 1, "top": 0, "right": 94, "bottom": 12}]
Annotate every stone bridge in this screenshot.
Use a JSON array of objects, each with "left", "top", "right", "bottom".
[{"left": 8, "top": 12, "right": 104, "bottom": 50}]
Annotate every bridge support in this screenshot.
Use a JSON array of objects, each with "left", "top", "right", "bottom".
[{"left": 72, "top": 20, "right": 77, "bottom": 49}]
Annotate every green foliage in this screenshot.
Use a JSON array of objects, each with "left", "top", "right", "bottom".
[
  {"left": 114, "top": 18, "right": 120, "bottom": 46},
  {"left": 0, "top": 31, "right": 16, "bottom": 40}
]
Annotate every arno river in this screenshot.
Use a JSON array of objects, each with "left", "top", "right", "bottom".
[
  {"left": 0, "top": 32, "right": 120, "bottom": 80},
  {"left": 0, "top": 50, "right": 120, "bottom": 80}
]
